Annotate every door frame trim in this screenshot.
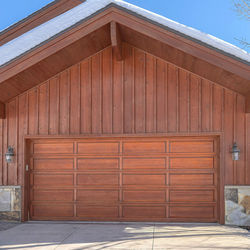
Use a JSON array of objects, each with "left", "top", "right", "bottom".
[{"left": 22, "top": 132, "right": 224, "bottom": 223}]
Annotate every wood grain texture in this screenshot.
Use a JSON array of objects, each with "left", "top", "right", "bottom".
[
  {"left": 0, "top": 43, "right": 248, "bottom": 189},
  {"left": 1, "top": 8, "right": 249, "bottom": 106},
  {"left": 110, "top": 22, "right": 123, "bottom": 61},
  {"left": 29, "top": 137, "right": 218, "bottom": 222},
  {"left": 0, "top": 102, "right": 5, "bottom": 119}
]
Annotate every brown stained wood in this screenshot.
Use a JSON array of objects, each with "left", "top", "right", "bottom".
[
  {"left": 102, "top": 47, "right": 113, "bottom": 134},
  {"left": 77, "top": 206, "right": 119, "bottom": 218},
  {"left": 123, "top": 158, "right": 165, "bottom": 169},
  {"left": 178, "top": 70, "right": 189, "bottom": 132},
  {"left": 212, "top": 85, "right": 223, "bottom": 131},
  {"left": 78, "top": 142, "right": 119, "bottom": 154},
  {"left": 7, "top": 100, "right": 17, "bottom": 185},
  {"left": 18, "top": 94, "right": 28, "bottom": 186},
  {"left": 201, "top": 80, "right": 211, "bottom": 132},
  {"left": 78, "top": 158, "right": 119, "bottom": 170},
  {"left": 28, "top": 89, "right": 38, "bottom": 135},
  {"left": 33, "top": 143, "right": 74, "bottom": 154},
  {"left": 0, "top": 43, "right": 249, "bottom": 223},
  {"left": 118, "top": 24, "right": 250, "bottom": 95},
  {"left": 0, "top": 102, "right": 5, "bottom": 119},
  {"left": 49, "top": 77, "right": 59, "bottom": 135},
  {"left": 110, "top": 22, "right": 123, "bottom": 61},
  {"left": 1, "top": 44, "right": 248, "bottom": 187},
  {"left": 169, "top": 190, "right": 214, "bottom": 202},
  {"left": 77, "top": 190, "right": 119, "bottom": 202},
  {"left": 123, "top": 44, "right": 134, "bottom": 133},
  {"left": 0, "top": 25, "right": 111, "bottom": 103},
  {"left": 28, "top": 136, "right": 219, "bottom": 222},
  {"left": 235, "top": 94, "right": 245, "bottom": 184},
  {"left": 114, "top": 12, "right": 250, "bottom": 79},
  {"left": 38, "top": 82, "right": 49, "bottom": 135},
  {"left": 189, "top": 74, "right": 200, "bottom": 132},
  {"left": 3, "top": 117, "right": 7, "bottom": 185},
  {"left": 224, "top": 90, "right": 234, "bottom": 184},
  {"left": 112, "top": 48, "right": 123, "bottom": 133},
  {"left": 59, "top": 70, "right": 70, "bottom": 135},
  {"left": 156, "top": 59, "right": 166, "bottom": 132},
  {"left": 169, "top": 206, "right": 214, "bottom": 219},
  {"left": 134, "top": 49, "right": 146, "bottom": 133},
  {"left": 34, "top": 159, "right": 74, "bottom": 170},
  {"left": 145, "top": 54, "right": 156, "bottom": 133},
  {"left": 167, "top": 64, "right": 178, "bottom": 132},
  {"left": 91, "top": 54, "right": 102, "bottom": 134},
  {"left": 123, "top": 206, "right": 165, "bottom": 218},
  {"left": 123, "top": 190, "right": 165, "bottom": 202},
  {"left": 170, "top": 157, "right": 213, "bottom": 169},
  {"left": 0, "top": 119, "right": 3, "bottom": 184},
  {"left": 70, "top": 65, "right": 81, "bottom": 134},
  {"left": 246, "top": 91, "right": 250, "bottom": 113},
  {"left": 246, "top": 114, "right": 250, "bottom": 183},
  {"left": 80, "top": 60, "right": 92, "bottom": 134},
  {"left": 0, "top": 8, "right": 248, "bottom": 106}
]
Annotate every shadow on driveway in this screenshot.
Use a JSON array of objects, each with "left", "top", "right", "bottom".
[{"left": 0, "top": 222, "right": 249, "bottom": 249}]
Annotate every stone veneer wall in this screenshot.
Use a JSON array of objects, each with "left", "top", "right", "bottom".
[
  {"left": 0, "top": 186, "right": 21, "bottom": 221},
  {"left": 225, "top": 186, "right": 250, "bottom": 226}
]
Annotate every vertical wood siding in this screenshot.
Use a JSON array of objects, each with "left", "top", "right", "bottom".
[{"left": 0, "top": 44, "right": 248, "bottom": 186}]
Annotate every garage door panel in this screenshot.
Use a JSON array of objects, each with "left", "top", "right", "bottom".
[
  {"left": 77, "top": 142, "right": 119, "bottom": 154},
  {"left": 123, "top": 142, "right": 166, "bottom": 154},
  {"left": 77, "top": 190, "right": 119, "bottom": 202},
  {"left": 33, "top": 189, "right": 74, "bottom": 201},
  {"left": 170, "top": 141, "right": 214, "bottom": 153},
  {"left": 33, "top": 143, "right": 74, "bottom": 154},
  {"left": 78, "top": 158, "right": 119, "bottom": 170},
  {"left": 77, "top": 206, "right": 119, "bottom": 218},
  {"left": 170, "top": 157, "right": 213, "bottom": 169},
  {"left": 33, "top": 158, "right": 74, "bottom": 170},
  {"left": 123, "top": 158, "right": 166, "bottom": 169},
  {"left": 169, "top": 174, "right": 214, "bottom": 186},
  {"left": 169, "top": 190, "right": 214, "bottom": 202},
  {"left": 169, "top": 206, "right": 215, "bottom": 219},
  {"left": 123, "top": 174, "right": 166, "bottom": 185},
  {"left": 33, "top": 174, "right": 74, "bottom": 187},
  {"left": 32, "top": 204, "right": 74, "bottom": 217},
  {"left": 123, "top": 206, "right": 166, "bottom": 218},
  {"left": 29, "top": 137, "right": 219, "bottom": 222},
  {"left": 77, "top": 174, "right": 119, "bottom": 185},
  {"left": 123, "top": 190, "right": 166, "bottom": 202}
]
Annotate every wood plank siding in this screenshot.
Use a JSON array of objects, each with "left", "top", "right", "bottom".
[
  {"left": 28, "top": 137, "right": 219, "bottom": 222},
  {"left": 0, "top": 43, "right": 248, "bottom": 188}
]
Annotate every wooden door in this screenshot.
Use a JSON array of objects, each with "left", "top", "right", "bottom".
[{"left": 28, "top": 136, "right": 219, "bottom": 222}]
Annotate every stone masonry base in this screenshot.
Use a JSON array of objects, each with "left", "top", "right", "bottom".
[
  {"left": 225, "top": 186, "right": 250, "bottom": 226},
  {"left": 0, "top": 186, "right": 21, "bottom": 221}
]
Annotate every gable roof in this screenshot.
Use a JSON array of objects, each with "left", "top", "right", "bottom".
[
  {"left": 0, "top": 0, "right": 84, "bottom": 46},
  {"left": 0, "top": 0, "right": 249, "bottom": 114},
  {"left": 0, "top": 0, "right": 249, "bottom": 67}
]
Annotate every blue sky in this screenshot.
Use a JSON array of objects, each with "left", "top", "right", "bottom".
[{"left": 0, "top": 0, "right": 249, "bottom": 52}]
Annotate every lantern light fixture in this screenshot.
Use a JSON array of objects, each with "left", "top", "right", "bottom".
[
  {"left": 5, "top": 146, "right": 14, "bottom": 163},
  {"left": 231, "top": 142, "right": 240, "bottom": 161}
]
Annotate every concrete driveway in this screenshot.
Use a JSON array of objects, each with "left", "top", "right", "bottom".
[{"left": 0, "top": 222, "right": 250, "bottom": 249}]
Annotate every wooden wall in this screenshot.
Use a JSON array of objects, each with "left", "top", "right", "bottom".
[{"left": 0, "top": 43, "right": 249, "bottom": 186}]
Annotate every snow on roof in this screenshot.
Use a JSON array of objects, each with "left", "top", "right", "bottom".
[{"left": 0, "top": 0, "right": 249, "bottom": 67}]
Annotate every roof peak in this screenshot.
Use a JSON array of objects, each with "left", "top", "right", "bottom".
[{"left": 0, "top": 0, "right": 249, "bottom": 67}]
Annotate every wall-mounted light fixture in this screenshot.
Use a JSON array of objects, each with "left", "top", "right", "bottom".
[
  {"left": 231, "top": 142, "right": 240, "bottom": 161},
  {"left": 5, "top": 146, "right": 14, "bottom": 163}
]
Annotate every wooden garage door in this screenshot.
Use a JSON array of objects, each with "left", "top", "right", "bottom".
[{"left": 28, "top": 137, "right": 219, "bottom": 222}]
